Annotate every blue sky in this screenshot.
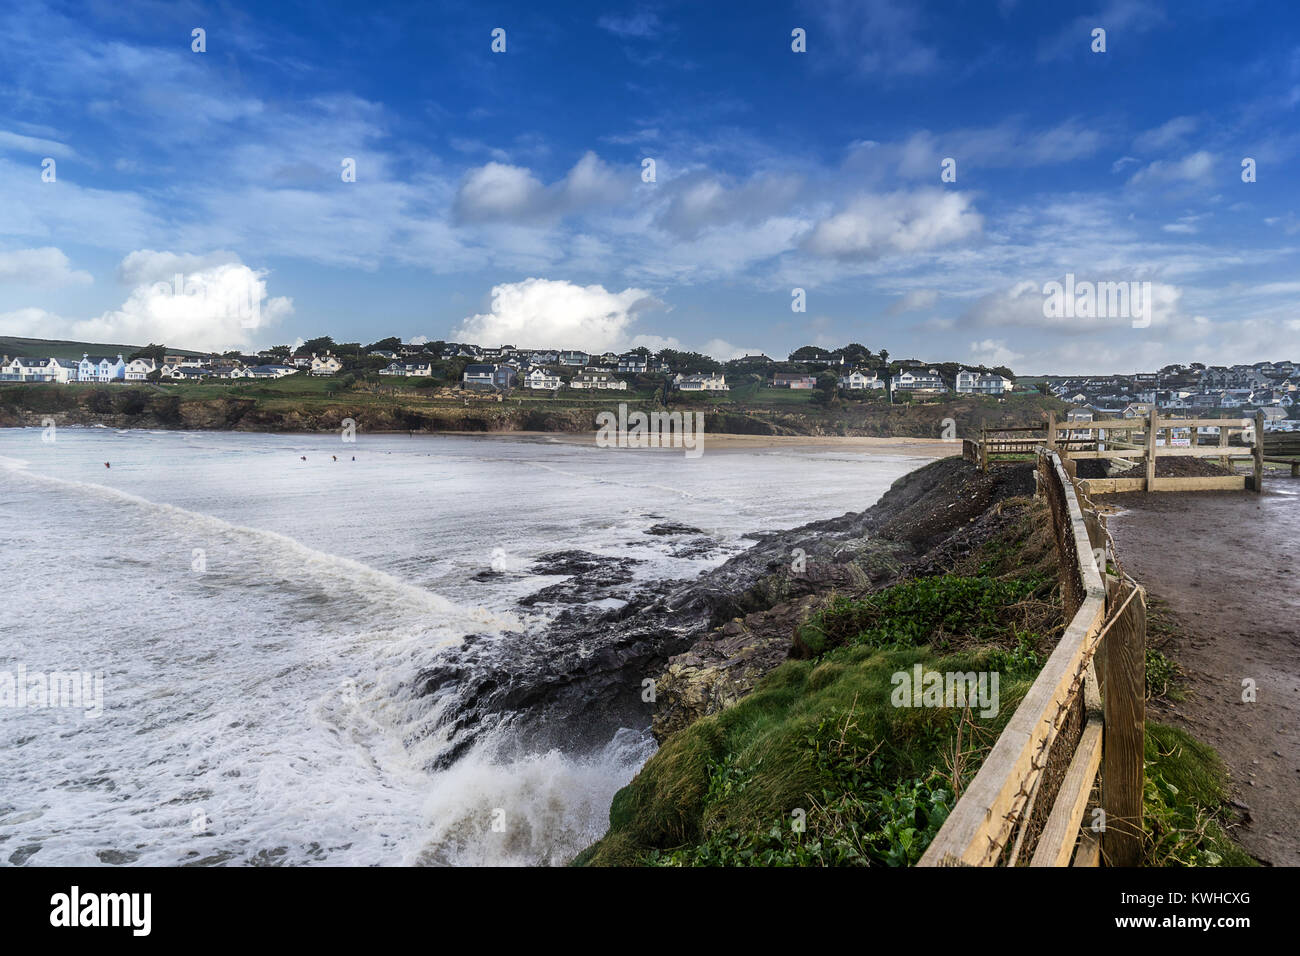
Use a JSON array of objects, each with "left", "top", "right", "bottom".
[{"left": 1, "top": 0, "right": 1298, "bottom": 373}]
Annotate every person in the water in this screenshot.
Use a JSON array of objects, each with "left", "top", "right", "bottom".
[{"left": 104, "top": 462, "right": 110, "bottom": 468}]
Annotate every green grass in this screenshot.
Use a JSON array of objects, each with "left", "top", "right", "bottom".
[
  {"left": 576, "top": 640, "right": 1035, "bottom": 866},
  {"left": 794, "top": 574, "right": 1047, "bottom": 657},
  {"left": 1143, "top": 724, "right": 1256, "bottom": 866}
]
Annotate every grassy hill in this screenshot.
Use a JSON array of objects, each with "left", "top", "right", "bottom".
[{"left": 0, "top": 335, "right": 204, "bottom": 361}]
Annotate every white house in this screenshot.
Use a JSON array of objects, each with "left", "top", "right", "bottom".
[
  {"left": 891, "top": 369, "right": 947, "bottom": 393},
  {"left": 310, "top": 353, "right": 343, "bottom": 376},
  {"left": 676, "top": 372, "right": 728, "bottom": 392},
  {"left": 379, "top": 358, "right": 432, "bottom": 377},
  {"left": 524, "top": 367, "right": 562, "bottom": 390},
  {"left": 840, "top": 369, "right": 884, "bottom": 390},
  {"left": 124, "top": 358, "right": 157, "bottom": 381},
  {"left": 955, "top": 370, "right": 1012, "bottom": 395},
  {"left": 234, "top": 364, "right": 297, "bottom": 379},
  {"left": 570, "top": 367, "right": 628, "bottom": 390},
  {"left": 79, "top": 354, "right": 126, "bottom": 383},
  {"left": 5, "top": 357, "right": 55, "bottom": 382},
  {"left": 617, "top": 352, "right": 648, "bottom": 373}
]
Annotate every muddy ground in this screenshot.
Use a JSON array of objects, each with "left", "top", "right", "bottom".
[{"left": 1106, "top": 479, "right": 1300, "bottom": 865}]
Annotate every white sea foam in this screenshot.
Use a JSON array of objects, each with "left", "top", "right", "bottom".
[{"left": 0, "top": 429, "right": 922, "bottom": 865}]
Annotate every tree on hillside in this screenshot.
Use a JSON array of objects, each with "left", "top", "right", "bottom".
[
  {"left": 790, "top": 345, "right": 830, "bottom": 361},
  {"left": 266, "top": 345, "right": 291, "bottom": 359},
  {"left": 837, "top": 343, "right": 874, "bottom": 364},
  {"left": 365, "top": 336, "right": 403, "bottom": 352},
  {"left": 811, "top": 370, "right": 840, "bottom": 407},
  {"left": 301, "top": 336, "right": 335, "bottom": 355},
  {"left": 657, "top": 349, "right": 721, "bottom": 373},
  {"left": 128, "top": 343, "right": 166, "bottom": 362}
]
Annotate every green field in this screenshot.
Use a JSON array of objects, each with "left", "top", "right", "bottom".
[{"left": 0, "top": 335, "right": 204, "bottom": 361}]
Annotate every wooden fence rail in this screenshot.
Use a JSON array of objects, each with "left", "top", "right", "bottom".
[
  {"left": 920, "top": 447, "right": 1147, "bottom": 867},
  {"left": 972, "top": 410, "right": 1270, "bottom": 493}
]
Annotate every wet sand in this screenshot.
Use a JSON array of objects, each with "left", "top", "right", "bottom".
[{"left": 1107, "top": 481, "right": 1300, "bottom": 865}]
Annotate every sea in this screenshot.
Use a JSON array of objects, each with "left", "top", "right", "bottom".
[{"left": 0, "top": 427, "right": 932, "bottom": 866}]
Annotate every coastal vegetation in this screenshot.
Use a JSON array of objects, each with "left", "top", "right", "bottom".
[{"left": 575, "top": 462, "right": 1256, "bottom": 868}]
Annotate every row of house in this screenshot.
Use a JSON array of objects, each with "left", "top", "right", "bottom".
[
  {"left": 2, "top": 354, "right": 135, "bottom": 384},
  {"left": 0, "top": 350, "right": 331, "bottom": 384},
  {"left": 768, "top": 367, "right": 1011, "bottom": 395},
  {"left": 433, "top": 344, "right": 669, "bottom": 373},
  {"left": 1050, "top": 362, "right": 1298, "bottom": 430}
]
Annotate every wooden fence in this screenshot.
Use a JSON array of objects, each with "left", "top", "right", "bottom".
[
  {"left": 920, "top": 447, "right": 1147, "bottom": 867},
  {"left": 1049, "top": 408, "right": 1265, "bottom": 494},
  {"left": 1262, "top": 432, "right": 1300, "bottom": 477},
  {"left": 971, "top": 410, "right": 1271, "bottom": 493}
]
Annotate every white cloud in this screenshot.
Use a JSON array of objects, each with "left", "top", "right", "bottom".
[
  {"left": 1127, "top": 151, "right": 1216, "bottom": 187},
  {"left": 450, "top": 278, "right": 660, "bottom": 351},
  {"left": 701, "top": 339, "right": 760, "bottom": 361},
  {"left": 967, "top": 339, "right": 1022, "bottom": 366},
  {"left": 0, "top": 306, "right": 65, "bottom": 336},
  {"left": 804, "top": 190, "right": 982, "bottom": 260},
  {"left": 0, "top": 247, "right": 92, "bottom": 285},
  {"left": 962, "top": 277, "right": 1185, "bottom": 334},
  {"left": 885, "top": 289, "right": 938, "bottom": 316},
  {"left": 453, "top": 152, "right": 626, "bottom": 224},
  {"left": 598, "top": 11, "right": 665, "bottom": 39},
  {"left": 65, "top": 255, "right": 292, "bottom": 351},
  {"left": 811, "top": 0, "right": 939, "bottom": 76},
  {"left": 0, "top": 130, "right": 78, "bottom": 159},
  {"left": 1133, "top": 116, "right": 1199, "bottom": 153}
]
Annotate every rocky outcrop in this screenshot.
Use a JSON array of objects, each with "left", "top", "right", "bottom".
[
  {"left": 647, "top": 458, "right": 1043, "bottom": 741},
  {"left": 412, "top": 457, "right": 1046, "bottom": 769}
]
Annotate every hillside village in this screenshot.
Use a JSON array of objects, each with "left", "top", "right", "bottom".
[
  {"left": 0, "top": 340, "right": 1017, "bottom": 397},
  {"left": 1046, "top": 362, "right": 1300, "bottom": 432},
  {"left": 2, "top": 339, "right": 1297, "bottom": 431}
]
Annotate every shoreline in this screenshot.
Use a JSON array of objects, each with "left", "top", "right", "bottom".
[{"left": 3, "top": 422, "right": 963, "bottom": 457}]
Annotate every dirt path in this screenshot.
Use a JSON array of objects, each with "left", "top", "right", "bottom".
[{"left": 1106, "top": 480, "right": 1300, "bottom": 866}]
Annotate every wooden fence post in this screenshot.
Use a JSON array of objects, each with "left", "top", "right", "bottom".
[
  {"left": 1101, "top": 588, "right": 1145, "bottom": 866},
  {"left": 1219, "top": 423, "right": 1229, "bottom": 472},
  {"left": 1144, "top": 409, "right": 1158, "bottom": 491},
  {"left": 1253, "top": 410, "right": 1265, "bottom": 493},
  {"left": 1047, "top": 411, "right": 1058, "bottom": 452}
]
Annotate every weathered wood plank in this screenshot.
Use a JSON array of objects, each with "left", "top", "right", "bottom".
[
  {"left": 1145, "top": 409, "right": 1158, "bottom": 488},
  {"left": 1148, "top": 476, "right": 1247, "bottom": 492},
  {"left": 1078, "top": 477, "right": 1147, "bottom": 494},
  {"left": 1073, "top": 826, "right": 1102, "bottom": 867},
  {"left": 1030, "top": 716, "right": 1104, "bottom": 867},
  {"left": 1147, "top": 446, "right": 1255, "bottom": 458},
  {"left": 1101, "top": 587, "right": 1146, "bottom": 867}
]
